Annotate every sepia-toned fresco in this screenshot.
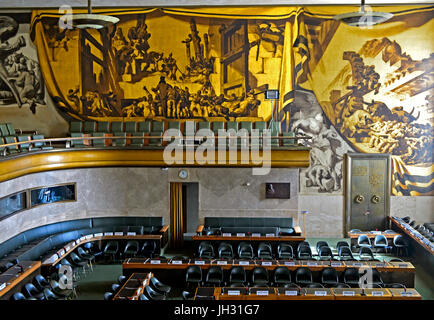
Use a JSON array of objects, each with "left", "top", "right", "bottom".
[
  {"left": 0, "top": 16, "right": 45, "bottom": 113},
  {"left": 26, "top": 6, "right": 434, "bottom": 195}
]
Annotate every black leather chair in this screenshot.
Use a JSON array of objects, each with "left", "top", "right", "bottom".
[
  {"left": 205, "top": 266, "right": 224, "bottom": 286},
  {"left": 51, "top": 275, "right": 75, "bottom": 299},
  {"left": 123, "top": 240, "right": 140, "bottom": 258},
  {"left": 76, "top": 247, "right": 95, "bottom": 271},
  {"left": 368, "top": 269, "right": 384, "bottom": 288},
  {"left": 359, "top": 247, "right": 375, "bottom": 260},
  {"left": 23, "top": 283, "right": 45, "bottom": 300},
  {"left": 273, "top": 266, "right": 292, "bottom": 286},
  {"left": 139, "top": 293, "right": 149, "bottom": 300},
  {"left": 198, "top": 241, "right": 214, "bottom": 259},
  {"left": 229, "top": 266, "right": 247, "bottom": 286},
  {"left": 104, "top": 292, "right": 114, "bottom": 300},
  {"left": 306, "top": 283, "right": 324, "bottom": 288},
  {"left": 218, "top": 242, "right": 234, "bottom": 259},
  {"left": 321, "top": 267, "right": 339, "bottom": 287},
  {"left": 393, "top": 235, "right": 409, "bottom": 257},
  {"left": 11, "top": 292, "right": 28, "bottom": 300},
  {"left": 338, "top": 246, "right": 355, "bottom": 260},
  {"left": 316, "top": 241, "right": 329, "bottom": 254},
  {"left": 141, "top": 240, "right": 157, "bottom": 258},
  {"left": 111, "top": 283, "right": 121, "bottom": 293},
  {"left": 336, "top": 241, "right": 350, "bottom": 252},
  {"left": 297, "top": 241, "right": 310, "bottom": 251},
  {"left": 295, "top": 267, "right": 313, "bottom": 286},
  {"left": 251, "top": 267, "right": 269, "bottom": 286},
  {"left": 257, "top": 242, "right": 273, "bottom": 260},
  {"left": 318, "top": 246, "right": 334, "bottom": 260},
  {"left": 277, "top": 243, "right": 294, "bottom": 259},
  {"left": 357, "top": 235, "right": 372, "bottom": 248},
  {"left": 238, "top": 242, "right": 254, "bottom": 259},
  {"left": 144, "top": 285, "right": 166, "bottom": 300},
  {"left": 44, "top": 288, "right": 64, "bottom": 300},
  {"left": 343, "top": 268, "right": 360, "bottom": 287},
  {"left": 297, "top": 245, "right": 313, "bottom": 260},
  {"left": 186, "top": 265, "right": 202, "bottom": 287},
  {"left": 118, "top": 275, "right": 127, "bottom": 285},
  {"left": 150, "top": 276, "right": 171, "bottom": 295},
  {"left": 69, "top": 252, "right": 89, "bottom": 274},
  {"left": 373, "top": 235, "right": 390, "bottom": 253},
  {"left": 33, "top": 274, "right": 50, "bottom": 292},
  {"left": 103, "top": 241, "right": 119, "bottom": 262},
  {"left": 182, "top": 290, "right": 194, "bottom": 300}
]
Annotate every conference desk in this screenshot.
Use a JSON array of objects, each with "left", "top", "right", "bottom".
[
  {"left": 122, "top": 257, "right": 415, "bottom": 287},
  {"left": 0, "top": 261, "right": 41, "bottom": 300},
  {"left": 112, "top": 272, "right": 152, "bottom": 300},
  {"left": 195, "top": 287, "right": 421, "bottom": 300},
  {"left": 389, "top": 217, "right": 434, "bottom": 255}
]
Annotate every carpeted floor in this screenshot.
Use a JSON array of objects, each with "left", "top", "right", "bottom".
[{"left": 73, "top": 238, "right": 434, "bottom": 300}]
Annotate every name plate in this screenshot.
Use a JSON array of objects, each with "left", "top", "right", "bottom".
[
  {"left": 284, "top": 262, "right": 295, "bottom": 266},
  {"left": 239, "top": 261, "right": 249, "bottom": 266},
  {"left": 0, "top": 283, "right": 6, "bottom": 291},
  {"left": 104, "top": 232, "right": 114, "bottom": 236},
  {"left": 150, "top": 260, "right": 161, "bottom": 264},
  {"left": 114, "top": 232, "right": 124, "bottom": 236},
  {"left": 314, "top": 291, "right": 327, "bottom": 296},
  {"left": 195, "top": 260, "right": 205, "bottom": 265},
  {"left": 251, "top": 233, "right": 261, "bottom": 237},
  {"left": 266, "top": 233, "right": 275, "bottom": 237},
  {"left": 372, "top": 291, "right": 384, "bottom": 296},
  {"left": 285, "top": 290, "right": 298, "bottom": 296},
  {"left": 375, "top": 263, "right": 385, "bottom": 268},
  {"left": 127, "top": 232, "right": 136, "bottom": 236},
  {"left": 171, "top": 260, "right": 182, "bottom": 265},
  {"left": 228, "top": 290, "right": 240, "bottom": 296},
  {"left": 58, "top": 249, "right": 65, "bottom": 256},
  {"left": 398, "top": 264, "right": 408, "bottom": 268},
  {"left": 44, "top": 254, "right": 58, "bottom": 264},
  {"left": 342, "top": 291, "right": 355, "bottom": 296},
  {"left": 331, "top": 262, "right": 342, "bottom": 267},
  {"left": 400, "top": 291, "right": 413, "bottom": 296},
  {"left": 236, "top": 233, "right": 246, "bottom": 237},
  {"left": 371, "top": 231, "right": 381, "bottom": 235},
  {"left": 85, "top": 235, "right": 93, "bottom": 239},
  {"left": 94, "top": 233, "right": 103, "bottom": 237},
  {"left": 76, "top": 239, "right": 81, "bottom": 244},
  {"left": 262, "top": 261, "right": 272, "bottom": 266},
  {"left": 256, "top": 290, "right": 269, "bottom": 296},
  {"left": 307, "top": 262, "right": 318, "bottom": 266},
  {"left": 65, "top": 246, "right": 71, "bottom": 252},
  {"left": 217, "top": 260, "right": 227, "bottom": 265},
  {"left": 353, "top": 263, "right": 362, "bottom": 267},
  {"left": 222, "top": 233, "right": 232, "bottom": 237},
  {"left": 80, "top": 236, "right": 86, "bottom": 241}
]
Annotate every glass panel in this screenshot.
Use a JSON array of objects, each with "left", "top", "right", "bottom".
[
  {"left": 0, "top": 192, "right": 27, "bottom": 219},
  {"left": 30, "top": 184, "right": 75, "bottom": 207}
]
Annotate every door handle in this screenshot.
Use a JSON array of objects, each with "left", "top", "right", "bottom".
[
  {"left": 354, "top": 195, "right": 365, "bottom": 203},
  {"left": 371, "top": 195, "right": 380, "bottom": 204}
]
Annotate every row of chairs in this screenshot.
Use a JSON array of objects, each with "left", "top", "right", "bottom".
[
  {"left": 104, "top": 275, "right": 171, "bottom": 301},
  {"left": 357, "top": 234, "right": 409, "bottom": 256},
  {"left": 185, "top": 265, "right": 391, "bottom": 288},
  {"left": 0, "top": 134, "right": 52, "bottom": 156},
  {"left": 102, "top": 240, "right": 157, "bottom": 261}
]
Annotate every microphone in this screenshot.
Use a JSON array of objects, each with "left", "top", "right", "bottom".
[{"left": 17, "top": 264, "right": 24, "bottom": 273}]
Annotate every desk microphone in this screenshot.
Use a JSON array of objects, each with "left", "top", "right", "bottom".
[
  {"left": 403, "top": 285, "right": 407, "bottom": 292},
  {"left": 17, "top": 264, "right": 24, "bottom": 273}
]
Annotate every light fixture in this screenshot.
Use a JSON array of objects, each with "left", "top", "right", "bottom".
[
  {"left": 67, "top": 0, "right": 119, "bottom": 30},
  {"left": 333, "top": 0, "right": 393, "bottom": 27}
]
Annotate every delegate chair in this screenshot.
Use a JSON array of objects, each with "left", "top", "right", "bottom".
[
  {"left": 374, "top": 234, "right": 390, "bottom": 253},
  {"left": 103, "top": 241, "right": 119, "bottom": 262},
  {"left": 238, "top": 242, "right": 254, "bottom": 260},
  {"left": 125, "top": 122, "right": 137, "bottom": 133},
  {"left": 229, "top": 266, "right": 247, "bottom": 287},
  {"left": 32, "top": 134, "right": 53, "bottom": 150},
  {"left": 295, "top": 267, "right": 313, "bottom": 286},
  {"left": 113, "top": 132, "right": 126, "bottom": 147},
  {"left": 111, "top": 122, "right": 124, "bottom": 133},
  {"left": 149, "top": 121, "right": 164, "bottom": 146},
  {"left": 33, "top": 274, "right": 50, "bottom": 292},
  {"left": 393, "top": 235, "right": 409, "bottom": 257},
  {"left": 141, "top": 240, "right": 157, "bottom": 258},
  {"left": 297, "top": 245, "right": 313, "bottom": 260},
  {"left": 118, "top": 275, "right": 127, "bottom": 285},
  {"left": 321, "top": 267, "right": 339, "bottom": 287},
  {"left": 212, "top": 121, "right": 225, "bottom": 147},
  {"left": 130, "top": 132, "right": 145, "bottom": 147},
  {"left": 138, "top": 121, "right": 151, "bottom": 133},
  {"left": 17, "top": 135, "right": 31, "bottom": 152},
  {"left": 205, "top": 266, "right": 224, "bottom": 287},
  {"left": 51, "top": 275, "right": 75, "bottom": 299},
  {"left": 104, "top": 292, "right": 114, "bottom": 301},
  {"left": 123, "top": 240, "right": 140, "bottom": 258},
  {"left": 343, "top": 268, "right": 360, "bottom": 287},
  {"left": 70, "top": 133, "right": 86, "bottom": 147},
  {"left": 69, "top": 252, "right": 89, "bottom": 274},
  {"left": 198, "top": 241, "right": 214, "bottom": 259},
  {"left": 11, "top": 292, "right": 29, "bottom": 301},
  {"left": 316, "top": 241, "right": 329, "bottom": 253},
  {"left": 150, "top": 277, "right": 171, "bottom": 295},
  {"left": 336, "top": 241, "right": 350, "bottom": 252},
  {"left": 69, "top": 121, "right": 83, "bottom": 133},
  {"left": 338, "top": 246, "right": 355, "bottom": 260},
  {"left": 83, "top": 121, "right": 97, "bottom": 133},
  {"left": 318, "top": 246, "right": 334, "bottom": 260},
  {"left": 111, "top": 283, "right": 120, "bottom": 294},
  {"left": 273, "top": 267, "right": 292, "bottom": 287},
  {"left": 277, "top": 243, "right": 294, "bottom": 259},
  {"left": 186, "top": 266, "right": 202, "bottom": 287},
  {"left": 357, "top": 235, "right": 372, "bottom": 248},
  {"left": 23, "top": 283, "right": 45, "bottom": 300},
  {"left": 76, "top": 247, "right": 95, "bottom": 270},
  {"left": 359, "top": 247, "right": 375, "bottom": 260},
  {"left": 144, "top": 285, "right": 166, "bottom": 300},
  {"left": 251, "top": 267, "right": 269, "bottom": 287},
  {"left": 218, "top": 242, "right": 234, "bottom": 259},
  {"left": 92, "top": 132, "right": 106, "bottom": 147},
  {"left": 4, "top": 136, "right": 19, "bottom": 154},
  {"left": 97, "top": 122, "right": 110, "bottom": 133},
  {"left": 257, "top": 242, "right": 273, "bottom": 260}
]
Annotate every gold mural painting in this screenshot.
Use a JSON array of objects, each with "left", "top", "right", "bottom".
[{"left": 28, "top": 6, "right": 433, "bottom": 196}]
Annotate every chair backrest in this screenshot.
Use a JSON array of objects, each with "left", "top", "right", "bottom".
[
  {"left": 12, "top": 292, "right": 27, "bottom": 300},
  {"left": 32, "top": 134, "right": 47, "bottom": 148},
  {"left": 6, "top": 123, "right": 16, "bottom": 136},
  {"left": 252, "top": 267, "right": 269, "bottom": 282},
  {"left": 321, "top": 267, "right": 338, "bottom": 282},
  {"left": 357, "top": 235, "right": 371, "bottom": 245},
  {"left": 316, "top": 241, "right": 329, "bottom": 252},
  {"left": 295, "top": 267, "right": 312, "bottom": 282},
  {"left": 198, "top": 121, "right": 211, "bottom": 131},
  {"left": 152, "top": 121, "right": 164, "bottom": 132},
  {"left": 97, "top": 121, "right": 110, "bottom": 133},
  {"left": 336, "top": 241, "right": 349, "bottom": 250},
  {"left": 226, "top": 121, "right": 238, "bottom": 132},
  {"left": 255, "top": 121, "right": 267, "bottom": 131},
  {"left": 319, "top": 246, "right": 333, "bottom": 258},
  {"left": 339, "top": 246, "right": 353, "bottom": 258},
  {"left": 111, "top": 121, "right": 124, "bottom": 132},
  {"left": 0, "top": 123, "right": 10, "bottom": 136},
  {"left": 212, "top": 121, "right": 225, "bottom": 134},
  {"left": 206, "top": 266, "right": 223, "bottom": 281},
  {"left": 186, "top": 265, "right": 202, "bottom": 281},
  {"left": 113, "top": 132, "right": 127, "bottom": 146},
  {"left": 125, "top": 122, "right": 137, "bottom": 133},
  {"left": 374, "top": 235, "right": 388, "bottom": 245},
  {"left": 274, "top": 266, "right": 291, "bottom": 283},
  {"left": 83, "top": 121, "right": 97, "bottom": 133},
  {"left": 229, "top": 266, "right": 246, "bottom": 283},
  {"left": 138, "top": 121, "right": 151, "bottom": 133},
  {"left": 70, "top": 121, "right": 83, "bottom": 133}
]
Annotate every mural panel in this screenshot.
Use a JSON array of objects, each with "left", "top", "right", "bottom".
[{"left": 27, "top": 6, "right": 434, "bottom": 195}]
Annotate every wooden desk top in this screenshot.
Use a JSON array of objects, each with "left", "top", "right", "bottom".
[
  {"left": 363, "top": 288, "right": 392, "bottom": 300},
  {"left": 192, "top": 235, "right": 305, "bottom": 242},
  {"left": 42, "top": 234, "right": 162, "bottom": 267},
  {"left": 331, "top": 288, "right": 365, "bottom": 300},
  {"left": 122, "top": 257, "right": 415, "bottom": 273},
  {"left": 0, "top": 261, "right": 41, "bottom": 298},
  {"left": 389, "top": 217, "right": 434, "bottom": 254},
  {"left": 112, "top": 272, "right": 152, "bottom": 300},
  {"left": 388, "top": 288, "right": 422, "bottom": 300}
]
